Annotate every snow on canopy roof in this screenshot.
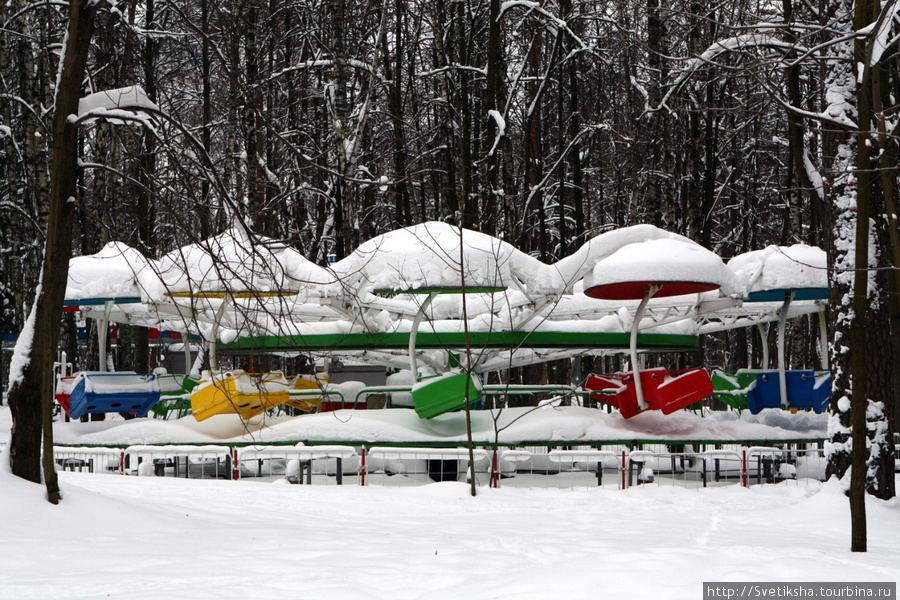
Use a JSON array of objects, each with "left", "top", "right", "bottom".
[
  {"left": 555, "top": 225, "right": 741, "bottom": 296},
  {"left": 66, "top": 242, "right": 156, "bottom": 300},
  {"left": 333, "top": 221, "right": 563, "bottom": 295},
  {"left": 557, "top": 225, "right": 686, "bottom": 287},
  {"left": 278, "top": 246, "right": 341, "bottom": 293},
  {"left": 73, "top": 224, "right": 825, "bottom": 337},
  {"left": 76, "top": 86, "right": 159, "bottom": 125},
  {"left": 727, "top": 244, "right": 827, "bottom": 296},
  {"left": 584, "top": 237, "right": 740, "bottom": 297},
  {"left": 148, "top": 225, "right": 335, "bottom": 299}
]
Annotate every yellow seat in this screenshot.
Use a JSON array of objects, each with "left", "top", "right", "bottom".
[
  {"left": 285, "top": 374, "right": 329, "bottom": 412},
  {"left": 190, "top": 370, "right": 291, "bottom": 421}
]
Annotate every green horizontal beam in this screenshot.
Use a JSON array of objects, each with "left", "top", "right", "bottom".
[{"left": 217, "top": 330, "right": 700, "bottom": 354}]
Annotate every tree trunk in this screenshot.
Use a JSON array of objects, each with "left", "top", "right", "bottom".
[
  {"left": 386, "top": 0, "right": 411, "bottom": 228},
  {"left": 824, "top": 0, "right": 897, "bottom": 553},
  {"left": 6, "top": 0, "right": 103, "bottom": 503},
  {"left": 482, "top": 0, "right": 502, "bottom": 237}
]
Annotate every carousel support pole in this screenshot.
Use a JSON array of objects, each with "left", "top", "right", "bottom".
[
  {"left": 409, "top": 291, "right": 438, "bottom": 379},
  {"left": 629, "top": 285, "right": 660, "bottom": 410},
  {"left": 209, "top": 295, "right": 232, "bottom": 372},
  {"left": 98, "top": 300, "right": 114, "bottom": 372},
  {"left": 776, "top": 291, "right": 795, "bottom": 408}
]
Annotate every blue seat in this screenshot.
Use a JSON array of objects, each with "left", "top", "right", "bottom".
[
  {"left": 785, "top": 370, "right": 830, "bottom": 413},
  {"left": 746, "top": 370, "right": 830, "bottom": 414},
  {"left": 66, "top": 372, "right": 161, "bottom": 419}
]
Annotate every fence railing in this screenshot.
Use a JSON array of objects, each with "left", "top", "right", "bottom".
[
  {"left": 54, "top": 446, "right": 124, "bottom": 474},
  {"left": 45, "top": 442, "right": 830, "bottom": 490}
]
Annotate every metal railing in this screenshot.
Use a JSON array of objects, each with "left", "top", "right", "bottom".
[
  {"left": 237, "top": 444, "right": 358, "bottom": 484},
  {"left": 45, "top": 441, "right": 830, "bottom": 490}
]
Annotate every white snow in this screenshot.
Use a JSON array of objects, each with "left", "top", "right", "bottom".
[
  {"left": 61, "top": 224, "right": 828, "bottom": 347},
  {"left": 868, "top": 4, "right": 900, "bottom": 66},
  {"left": 1, "top": 405, "right": 898, "bottom": 600},
  {"left": 487, "top": 109, "right": 506, "bottom": 156},
  {"left": 75, "top": 85, "right": 159, "bottom": 125},
  {"left": 7, "top": 286, "right": 38, "bottom": 389},
  {"left": 583, "top": 236, "right": 738, "bottom": 295},
  {"left": 333, "top": 221, "right": 555, "bottom": 295},
  {"left": 728, "top": 245, "right": 828, "bottom": 294},
  {"left": 147, "top": 225, "right": 338, "bottom": 300},
  {"left": 66, "top": 242, "right": 153, "bottom": 300},
  {"left": 555, "top": 224, "right": 742, "bottom": 296},
  {"left": 53, "top": 223, "right": 833, "bottom": 383},
  {"left": 47, "top": 404, "right": 828, "bottom": 447}
]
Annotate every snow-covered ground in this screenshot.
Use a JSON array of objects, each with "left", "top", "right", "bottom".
[
  {"left": 1, "top": 405, "right": 898, "bottom": 600},
  {"left": 48, "top": 401, "right": 830, "bottom": 447}
]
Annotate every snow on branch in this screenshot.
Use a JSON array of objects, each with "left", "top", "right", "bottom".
[
  {"left": 499, "top": 0, "right": 591, "bottom": 51},
  {"left": 866, "top": 0, "right": 900, "bottom": 67},
  {"left": 653, "top": 32, "right": 807, "bottom": 115},
  {"left": 486, "top": 110, "right": 506, "bottom": 157},
  {"left": 71, "top": 86, "right": 160, "bottom": 128}
]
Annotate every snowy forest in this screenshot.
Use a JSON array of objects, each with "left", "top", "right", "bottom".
[{"left": 0, "top": 0, "right": 898, "bottom": 516}]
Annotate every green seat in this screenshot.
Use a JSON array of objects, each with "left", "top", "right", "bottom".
[
  {"left": 711, "top": 369, "right": 759, "bottom": 411},
  {"left": 158, "top": 374, "right": 201, "bottom": 396},
  {"left": 151, "top": 375, "right": 201, "bottom": 419},
  {"left": 151, "top": 396, "right": 193, "bottom": 419},
  {"left": 411, "top": 372, "right": 483, "bottom": 419}
]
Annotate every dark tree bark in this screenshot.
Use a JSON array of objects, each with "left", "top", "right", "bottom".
[
  {"left": 199, "top": 0, "right": 213, "bottom": 240},
  {"left": 482, "top": 0, "right": 503, "bottom": 237},
  {"left": 824, "top": 0, "right": 896, "bottom": 553},
  {"left": 7, "top": 0, "right": 103, "bottom": 503},
  {"left": 385, "top": 0, "right": 411, "bottom": 228}
]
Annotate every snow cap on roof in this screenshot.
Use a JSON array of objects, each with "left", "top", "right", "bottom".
[
  {"left": 728, "top": 244, "right": 827, "bottom": 296},
  {"left": 557, "top": 224, "right": 741, "bottom": 296},
  {"left": 585, "top": 236, "right": 740, "bottom": 298},
  {"left": 66, "top": 241, "right": 155, "bottom": 300},
  {"left": 333, "top": 221, "right": 564, "bottom": 295},
  {"left": 149, "top": 225, "right": 334, "bottom": 298}
]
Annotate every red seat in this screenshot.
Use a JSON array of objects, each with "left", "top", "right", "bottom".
[
  {"left": 586, "top": 368, "right": 712, "bottom": 418},
  {"left": 585, "top": 374, "right": 624, "bottom": 395},
  {"left": 620, "top": 368, "right": 667, "bottom": 417},
  {"left": 586, "top": 369, "right": 667, "bottom": 418},
  {"left": 657, "top": 369, "right": 713, "bottom": 414}
]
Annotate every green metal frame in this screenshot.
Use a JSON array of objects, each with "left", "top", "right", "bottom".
[{"left": 218, "top": 330, "right": 700, "bottom": 354}]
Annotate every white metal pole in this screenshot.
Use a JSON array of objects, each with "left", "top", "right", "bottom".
[
  {"left": 183, "top": 331, "right": 192, "bottom": 376},
  {"left": 777, "top": 291, "right": 794, "bottom": 408},
  {"left": 630, "top": 285, "right": 659, "bottom": 410},
  {"left": 209, "top": 295, "right": 231, "bottom": 373},
  {"left": 409, "top": 291, "right": 438, "bottom": 379},
  {"left": 757, "top": 323, "right": 769, "bottom": 369},
  {"left": 98, "top": 300, "right": 114, "bottom": 372},
  {"left": 818, "top": 311, "right": 829, "bottom": 370}
]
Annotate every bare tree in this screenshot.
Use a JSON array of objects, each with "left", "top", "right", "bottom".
[{"left": 6, "top": 0, "right": 104, "bottom": 503}]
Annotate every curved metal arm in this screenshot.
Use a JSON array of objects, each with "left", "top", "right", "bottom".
[
  {"left": 777, "top": 290, "right": 795, "bottom": 408},
  {"left": 97, "top": 300, "right": 114, "bottom": 372},
  {"left": 409, "top": 291, "right": 438, "bottom": 379},
  {"left": 209, "top": 295, "right": 232, "bottom": 372},
  {"left": 630, "top": 284, "right": 660, "bottom": 410}
]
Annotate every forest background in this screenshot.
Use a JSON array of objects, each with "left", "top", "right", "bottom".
[{"left": 0, "top": 0, "right": 898, "bottom": 513}]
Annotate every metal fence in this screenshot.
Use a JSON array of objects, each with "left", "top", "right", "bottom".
[
  {"left": 54, "top": 446, "right": 123, "bottom": 474},
  {"left": 44, "top": 442, "right": 832, "bottom": 490}
]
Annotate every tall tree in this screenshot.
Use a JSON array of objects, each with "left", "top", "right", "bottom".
[
  {"left": 7, "top": 0, "right": 104, "bottom": 502},
  {"left": 820, "top": 0, "right": 897, "bottom": 552}
]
